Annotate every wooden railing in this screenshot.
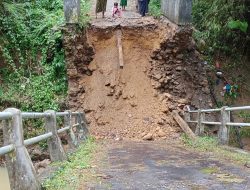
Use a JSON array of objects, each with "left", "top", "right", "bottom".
[
  {"left": 185, "top": 106, "right": 250, "bottom": 145},
  {"left": 0, "top": 108, "right": 88, "bottom": 190}
]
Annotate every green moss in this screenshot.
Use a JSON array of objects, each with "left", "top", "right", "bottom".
[{"left": 201, "top": 167, "right": 219, "bottom": 174}]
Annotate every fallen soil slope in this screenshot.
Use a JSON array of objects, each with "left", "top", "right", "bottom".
[
  {"left": 80, "top": 25, "right": 179, "bottom": 140},
  {"left": 65, "top": 16, "right": 213, "bottom": 141}
]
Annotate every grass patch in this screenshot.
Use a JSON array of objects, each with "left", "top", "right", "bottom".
[
  {"left": 201, "top": 167, "right": 219, "bottom": 174},
  {"left": 182, "top": 135, "right": 250, "bottom": 165},
  {"left": 42, "top": 137, "right": 96, "bottom": 190}
]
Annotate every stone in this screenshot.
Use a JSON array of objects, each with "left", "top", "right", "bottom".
[
  {"left": 163, "top": 93, "right": 172, "bottom": 99},
  {"left": 161, "top": 106, "right": 169, "bottom": 113},
  {"left": 159, "top": 78, "right": 165, "bottom": 83},
  {"left": 129, "top": 92, "right": 135, "bottom": 98},
  {"left": 173, "top": 81, "right": 179, "bottom": 85},
  {"left": 107, "top": 89, "right": 114, "bottom": 96},
  {"left": 88, "top": 63, "right": 97, "bottom": 72},
  {"left": 156, "top": 55, "right": 163, "bottom": 60},
  {"left": 202, "top": 87, "right": 210, "bottom": 94},
  {"left": 176, "top": 66, "right": 182, "bottom": 71},
  {"left": 142, "top": 133, "right": 154, "bottom": 141},
  {"left": 176, "top": 54, "right": 184, "bottom": 59},
  {"left": 76, "top": 45, "right": 83, "bottom": 50},
  {"left": 115, "top": 89, "right": 122, "bottom": 99},
  {"left": 129, "top": 101, "right": 137, "bottom": 107},
  {"left": 141, "top": 132, "right": 147, "bottom": 138},
  {"left": 105, "top": 80, "right": 111, "bottom": 86},
  {"left": 177, "top": 98, "right": 188, "bottom": 104},
  {"left": 165, "top": 49, "right": 172, "bottom": 54},
  {"left": 115, "top": 137, "right": 123, "bottom": 141},
  {"left": 67, "top": 69, "right": 78, "bottom": 78},
  {"left": 158, "top": 130, "right": 167, "bottom": 137},
  {"left": 154, "top": 74, "right": 162, "bottom": 80},
  {"left": 157, "top": 119, "right": 165, "bottom": 125},
  {"left": 164, "top": 77, "right": 171, "bottom": 84},
  {"left": 122, "top": 94, "right": 128, "bottom": 99}
]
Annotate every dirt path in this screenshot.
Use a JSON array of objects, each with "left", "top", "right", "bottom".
[
  {"left": 83, "top": 141, "right": 250, "bottom": 190},
  {"left": 91, "top": 0, "right": 140, "bottom": 19}
]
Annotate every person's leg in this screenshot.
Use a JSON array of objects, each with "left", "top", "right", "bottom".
[
  {"left": 141, "top": 0, "right": 146, "bottom": 16},
  {"left": 138, "top": 1, "right": 143, "bottom": 15},
  {"left": 102, "top": 10, "right": 105, "bottom": 18}
]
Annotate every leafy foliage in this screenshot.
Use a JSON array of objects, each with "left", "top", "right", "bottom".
[
  {"left": 192, "top": 0, "right": 249, "bottom": 56},
  {"left": 0, "top": 0, "right": 90, "bottom": 112},
  {"left": 228, "top": 20, "right": 248, "bottom": 33},
  {"left": 149, "top": 0, "right": 162, "bottom": 18}
]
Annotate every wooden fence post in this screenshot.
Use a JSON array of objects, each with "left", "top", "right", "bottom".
[
  {"left": 3, "top": 108, "right": 40, "bottom": 190},
  {"left": 219, "top": 107, "right": 230, "bottom": 145},
  {"left": 64, "top": 111, "right": 78, "bottom": 148},
  {"left": 45, "top": 110, "right": 67, "bottom": 161}
]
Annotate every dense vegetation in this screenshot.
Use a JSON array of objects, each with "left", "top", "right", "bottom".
[
  {"left": 149, "top": 0, "right": 162, "bottom": 18},
  {"left": 193, "top": 0, "right": 250, "bottom": 144},
  {"left": 192, "top": 0, "right": 249, "bottom": 59},
  {"left": 0, "top": 0, "right": 90, "bottom": 112}
]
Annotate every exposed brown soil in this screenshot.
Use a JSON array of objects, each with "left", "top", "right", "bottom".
[{"left": 79, "top": 26, "right": 180, "bottom": 141}]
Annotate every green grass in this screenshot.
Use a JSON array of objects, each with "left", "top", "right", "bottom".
[
  {"left": 149, "top": 0, "right": 162, "bottom": 18},
  {"left": 182, "top": 135, "right": 250, "bottom": 165},
  {"left": 42, "top": 138, "right": 96, "bottom": 190}
]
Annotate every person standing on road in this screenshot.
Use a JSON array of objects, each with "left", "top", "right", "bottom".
[
  {"left": 96, "top": 0, "right": 107, "bottom": 18},
  {"left": 120, "top": 0, "right": 127, "bottom": 11},
  {"left": 138, "top": 0, "right": 147, "bottom": 17}
]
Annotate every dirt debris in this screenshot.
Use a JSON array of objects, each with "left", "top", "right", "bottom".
[{"left": 65, "top": 17, "right": 212, "bottom": 141}]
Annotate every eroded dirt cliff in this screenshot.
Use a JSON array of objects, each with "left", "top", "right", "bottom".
[{"left": 64, "top": 18, "right": 212, "bottom": 141}]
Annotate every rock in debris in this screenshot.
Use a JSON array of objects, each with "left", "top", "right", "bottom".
[
  {"left": 157, "top": 118, "right": 165, "bottom": 125},
  {"left": 175, "top": 66, "right": 182, "bottom": 71},
  {"left": 107, "top": 89, "right": 115, "bottom": 96},
  {"left": 115, "top": 89, "right": 122, "bottom": 99},
  {"left": 158, "top": 130, "right": 167, "bottom": 137},
  {"left": 177, "top": 98, "right": 188, "bottom": 104},
  {"left": 142, "top": 133, "right": 154, "bottom": 141},
  {"left": 129, "top": 101, "right": 137, "bottom": 107},
  {"left": 115, "top": 137, "right": 123, "bottom": 141}
]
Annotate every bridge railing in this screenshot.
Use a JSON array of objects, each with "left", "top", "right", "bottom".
[
  {"left": 185, "top": 106, "right": 250, "bottom": 145},
  {"left": 0, "top": 108, "right": 88, "bottom": 190}
]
